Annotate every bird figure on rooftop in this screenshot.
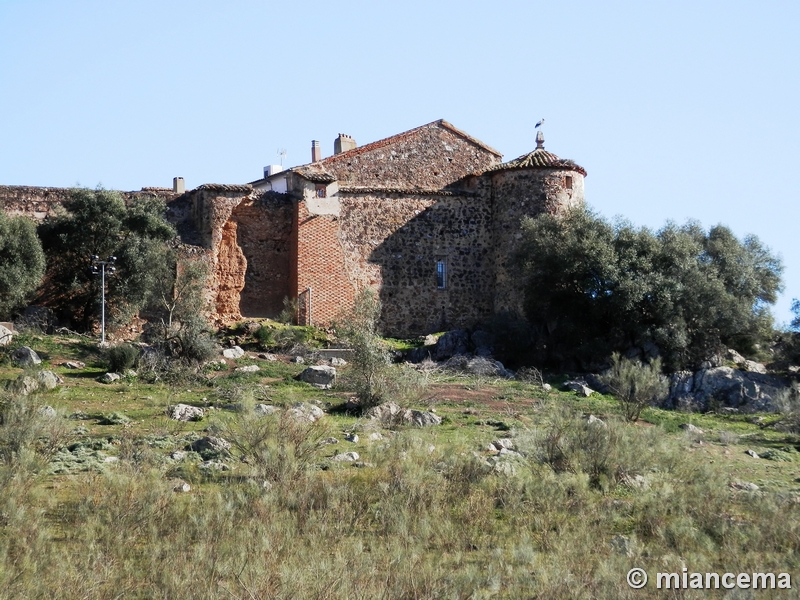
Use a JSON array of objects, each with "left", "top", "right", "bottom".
[{"left": 535, "top": 119, "right": 545, "bottom": 129}]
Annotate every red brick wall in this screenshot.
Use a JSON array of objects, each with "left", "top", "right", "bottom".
[{"left": 293, "top": 200, "right": 355, "bottom": 326}]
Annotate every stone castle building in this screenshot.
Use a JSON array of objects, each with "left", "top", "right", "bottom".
[{"left": 0, "top": 119, "right": 586, "bottom": 336}]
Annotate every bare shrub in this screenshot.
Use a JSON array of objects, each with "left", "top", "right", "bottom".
[{"left": 600, "top": 352, "right": 669, "bottom": 422}]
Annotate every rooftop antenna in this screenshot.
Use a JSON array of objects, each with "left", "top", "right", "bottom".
[{"left": 277, "top": 148, "right": 287, "bottom": 167}]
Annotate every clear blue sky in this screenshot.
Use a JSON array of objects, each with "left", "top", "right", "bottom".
[{"left": 1, "top": 0, "right": 798, "bottom": 324}]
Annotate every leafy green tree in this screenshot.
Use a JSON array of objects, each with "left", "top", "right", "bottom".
[
  {"left": 518, "top": 207, "right": 783, "bottom": 370},
  {"left": 0, "top": 210, "right": 46, "bottom": 319},
  {"left": 37, "top": 187, "right": 175, "bottom": 331},
  {"left": 792, "top": 299, "right": 800, "bottom": 332}
]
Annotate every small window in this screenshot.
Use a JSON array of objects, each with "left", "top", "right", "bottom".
[
  {"left": 565, "top": 175, "right": 573, "bottom": 190},
  {"left": 436, "top": 261, "right": 447, "bottom": 289},
  {"left": 315, "top": 184, "right": 327, "bottom": 198}
]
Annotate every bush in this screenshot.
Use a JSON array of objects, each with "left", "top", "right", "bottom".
[
  {"left": 0, "top": 210, "right": 46, "bottom": 319},
  {"left": 600, "top": 352, "right": 669, "bottom": 422},
  {"left": 104, "top": 343, "right": 140, "bottom": 373}
]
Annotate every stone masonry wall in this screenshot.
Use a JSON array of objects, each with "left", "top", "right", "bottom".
[
  {"left": 0, "top": 185, "right": 181, "bottom": 222},
  {"left": 490, "top": 168, "right": 585, "bottom": 315},
  {"left": 319, "top": 121, "right": 501, "bottom": 189},
  {"left": 338, "top": 192, "right": 495, "bottom": 336}
]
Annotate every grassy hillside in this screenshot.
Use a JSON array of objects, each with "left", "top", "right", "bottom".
[{"left": 1, "top": 331, "right": 798, "bottom": 599}]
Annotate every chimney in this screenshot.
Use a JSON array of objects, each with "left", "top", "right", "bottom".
[
  {"left": 311, "top": 140, "right": 322, "bottom": 162},
  {"left": 173, "top": 177, "right": 185, "bottom": 193},
  {"left": 334, "top": 133, "right": 357, "bottom": 155}
]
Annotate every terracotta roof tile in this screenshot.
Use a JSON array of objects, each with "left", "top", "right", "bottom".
[{"left": 487, "top": 147, "right": 587, "bottom": 177}]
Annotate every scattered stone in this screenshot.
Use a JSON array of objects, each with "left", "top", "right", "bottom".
[
  {"left": 0, "top": 324, "right": 13, "bottom": 346},
  {"left": 288, "top": 402, "right": 325, "bottom": 423},
  {"left": 587, "top": 415, "right": 607, "bottom": 427},
  {"left": 563, "top": 380, "right": 595, "bottom": 397},
  {"left": 730, "top": 480, "right": 760, "bottom": 492},
  {"left": 199, "top": 461, "right": 230, "bottom": 471},
  {"left": 38, "top": 405, "right": 57, "bottom": 418},
  {"left": 253, "top": 404, "right": 278, "bottom": 416},
  {"left": 367, "top": 432, "right": 384, "bottom": 441},
  {"left": 103, "top": 456, "right": 119, "bottom": 463},
  {"left": 235, "top": 364, "right": 260, "bottom": 373},
  {"left": 99, "top": 372, "right": 122, "bottom": 384},
  {"left": 173, "top": 481, "right": 192, "bottom": 493},
  {"left": 487, "top": 443, "right": 500, "bottom": 453},
  {"left": 291, "top": 356, "right": 305, "bottom": 364},
  {"left": 345, "top": 433, "right": 359, "bottom": 443},
  {"left": 542, "top": 383, "right": 552, "bottom": 392},
  {"left": 408, "top": 410, "right": 442, "bottom": 427},
  {"left": 36, "top": 371, "right": 64, "bottom": 390},
  {"left": 63, "top": 360, "right": 86, "bottom": 369},
  {"left": 321, "top": 437, "right": 339, "bottom": 445},
  {"left": 258, "top": 353, "right": 278, "bottom": 361},
  {"left": 166, "top": 404, "right": 205, "bottom": 422},
  {"left": 745, "top": 449, "right": 760, "bottom": 459},
  {"left": 498, "top": 447, "right": 522, "bottom": 457},
  {"left": 68, "top": 411, "right": 90, "bottom": 420},
  {"left": 743, "top": 360, "right": 767, "bottom": 374},
  {"left": 668, "top": 367, "right": 788, "bottom": 413},
  {"left": 7, "top": 374, "right": 39, "bottom": 395},
  {"left": 680, "top": 423, "right": 705, "bottom": 435},
  {"left": 492, "top": 459, "right": 519, "bottom": 476},
  {"left": 330, "top": 357, "right": 347, "bottom": 366},
  {"left": 331, "top": 451, "right": 359, "bottom": 462},
  {"left": 353, "top": 461, "right": 375, "bottom": 468},
  {"left": 12, "top": 346, "right": 41, "bottom": 367},
  {"left": 222, "top": 346, "right": 245, "bottom": 359},
  {"left": 170, "top": 451, "right": 188, "bottom": 461},
  {"left": 298, "top": 365, "right": 337, "bottom": 389},
  {"left": 609, "top": 535, "right": 635, "bottom": 557},
  {"left": 492, "top": 438, "right": 515, "bottom": 450},
  {"left": 190, "top": 436, "right": 232, "bottom": 460}
]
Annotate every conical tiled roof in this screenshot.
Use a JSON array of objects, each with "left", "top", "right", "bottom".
[{"left": 487, "top": 131, "right": 586, "bottom": 176}]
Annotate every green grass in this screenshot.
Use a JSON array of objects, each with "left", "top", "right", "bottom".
[{"left": 1, "top": 333, "right": 799, "bottom": 598}]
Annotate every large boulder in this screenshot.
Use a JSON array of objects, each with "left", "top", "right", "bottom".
[
  {"left": 12, "top": 346, "right": 41, "bottom": 367},
  {"left": 366, "top": 401, "right": 441, "bottom": 427},
  {"left": 36, "top": 370, "right": 62, "bottom": 390},
  {"left": 189, "top": 436, "right": 232, "bottom": 460},
  {"left": 6, "top": 374, "right": 40, "bottom": 395},
  {"left": 298, "top": 365, "right": 337, "bottom": 389},
  {"left": 167, "top": 404, "right": 205, "bottom": 422},
  {"left": 288, "top": 402, "right": 325, "bottom": 423},
  {"left": 0, "top": 324, "right": 13, "bottom": 347},
  {"left": 222, "top": 346, "right": 245, "bottom": 359},
  {"left": 667, "top": 366, "right": 790, "bottom": 412},
  {"left": 433, "top": 330, "right": 470, "bottom": 361}
]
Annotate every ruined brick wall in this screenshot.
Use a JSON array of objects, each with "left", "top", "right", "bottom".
[
  {"left": 232, "top": 193, "right": 293, "bottom": 318},
  {"left": 316, "top": 121, "right": 501, "bottom": 189},
  {"left": 490, "top": 168, "right": 585, "bottom": 315},
  {"left": 337, "top": 191, "right": 495, "bottom": 336}
]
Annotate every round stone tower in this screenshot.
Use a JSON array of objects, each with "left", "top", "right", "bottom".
[{"left": 487, "top": 130, "right": 586, "bottom": 315}]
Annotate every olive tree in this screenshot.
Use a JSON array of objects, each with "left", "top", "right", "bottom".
[
  {"left": 37, "top": 188, "right": 175, "bottom": 330},
  {"left": 0, "top": 210, "right": 46, "bottom": 318},
  {"left": 518, "top": 207, "right": 783, "bottom": 370}
]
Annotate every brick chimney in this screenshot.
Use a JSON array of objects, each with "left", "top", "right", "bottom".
[
  {"left": 334, "top": 133, "right": 357, "bottom": 155},
  {"left": 311, "top": 140, "right": 322, "bottom": 162}
]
